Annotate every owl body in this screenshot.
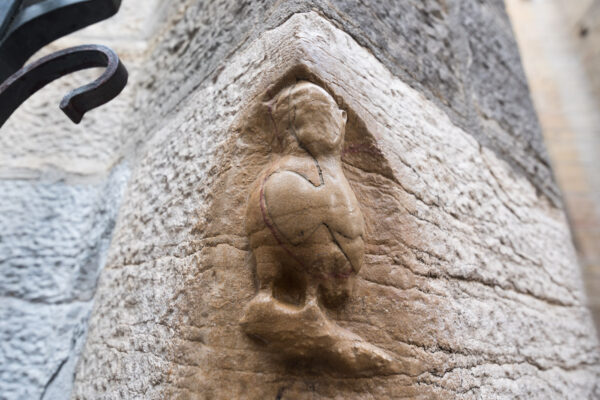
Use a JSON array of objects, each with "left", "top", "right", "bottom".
[
  {"left": 240, "top": 82, "right": 396, "bottom": 375},
  {"left": 246, "top": 153, "right": 365, "bottom": 305}
]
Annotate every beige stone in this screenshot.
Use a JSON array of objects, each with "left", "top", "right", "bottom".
[
  {"left": 240, "top": 81, "right": 396, "bottom": 375},
  {"left": 507, "top": 0, "right": 600, "bottom": 334},
  {"left": 71, "top": 10, "right": 600, "bottom": 400}
]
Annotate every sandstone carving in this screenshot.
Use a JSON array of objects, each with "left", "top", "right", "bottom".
[{"left": 241, "top": 81, "right": 397, "bottom": 375}]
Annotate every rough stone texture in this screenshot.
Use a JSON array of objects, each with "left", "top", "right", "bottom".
[
  {"left": 132, "top": 0, "right": 559, "bottom": 206},
  {"left": 0, "top": 1, "right": 160, "bottom": 399},
  {"left": 73, "top": 11, "right": 600, "bottom": 399},
  {"left": 506, "top": 0, "right": 600, "bottom": 334},
  {"left": 0, "top": 0, "right": 161, "bottom": 177},
  {"left": 239, "top": 82, "right": 398, "bottom": 376},
  {"left": 0, "top": 163, "right": 129, "bottom": 400}
]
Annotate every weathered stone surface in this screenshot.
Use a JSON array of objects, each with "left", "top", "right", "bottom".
[
  {"left": 1, "top": 299, "right": 91, "bottom": 400},
  {"left": 0, "top": 163, "right": 129, "bottom": 400},
  {"left": 0, "top": 164, "right": 129, "bottom": 303},
  {"left": 506, "top": 0, "right": 600, "bottom": 335},
  {"left": 0, "top": 0, "right": 160, "bottom": 177},
  {"left": 0, "top": 67, "right": 133, "bottom": 177},
  {"left": 0, "top": 2, "right": 157, "bottom": 398},
  {"left": 72, "top": 11, "right": 600, "bottom": 399},
  {"left": 134, "top": 0, "right": 559, "bottom": 206},
  {"left": 240, "top": 82, "right": 397, "bottom": 375}
]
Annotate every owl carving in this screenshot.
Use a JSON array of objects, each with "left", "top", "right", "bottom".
[{"left": 241, "top": 82, "right": 396, "bottom": 375}]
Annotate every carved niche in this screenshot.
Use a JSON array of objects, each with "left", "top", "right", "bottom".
[{"left": 241, "top": 81, "right": 397, "bottom": 375}]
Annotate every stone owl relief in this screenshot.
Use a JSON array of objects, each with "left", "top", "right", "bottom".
[{"left": 241, "top": 81, "right": 397, "bottom": 375}]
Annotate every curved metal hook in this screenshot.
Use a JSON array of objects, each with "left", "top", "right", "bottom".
[
  {"left": 0, "top": 44, "right": 128, "bottom": 127},
  {"left": 0, "top": 0, "right": 121, "bottom": 82}
]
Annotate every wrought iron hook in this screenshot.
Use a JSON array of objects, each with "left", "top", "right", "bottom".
[
  {"left": 0, "top": 0, "right": 122, "bottom": 82},
  {"left": 0, "top": 0, "right": 127, "bottom": 127},
  {"left": 0, "top": 44, "right": 128, "bottom": 126}
]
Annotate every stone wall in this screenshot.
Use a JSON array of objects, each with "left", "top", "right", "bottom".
[
  {"left": 506, "top": 0, "right": 600, "bottom": 331},
  {"left": 563, "top": 0, "right": 600, "bottom": 102},
  {"left": 133, "top": 0, "right": 560, "bottom": 206},
  {"left": 70, "top": 1, "right": 599, "bottom": 398},
  {"left": 0, "top": 165, "right": 128, "bottom": 399},
  {"left": 1, "top": 0, "right": 599, "bottom": 399},
  {"left": 0, "top": 1, "right": 159, "bottom": 398}
]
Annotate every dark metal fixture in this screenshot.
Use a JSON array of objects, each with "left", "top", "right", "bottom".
[{"left": 0, "top": 0, "right": 128, "bottom": 127}]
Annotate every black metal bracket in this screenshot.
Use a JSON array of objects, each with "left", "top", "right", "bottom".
[
  {"left": 0, "top": 44, "right": 128, "bottom": 125},
  {"left": 0, "top": 0, "right": 127, "bottom": 127}
]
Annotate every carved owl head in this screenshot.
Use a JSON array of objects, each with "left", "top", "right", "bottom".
[{"left": 270, "top": 81, "right": 347, "bottom": 156}]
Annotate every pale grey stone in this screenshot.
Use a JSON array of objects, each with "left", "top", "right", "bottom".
[
  {"left": 0, "top": 0, "right": 156, "bottom": 398},
  {"left": 0, "top": 163, "right": 129, "bottom": 303},
  {"left": 0, "top": 299, "right": 91, "bottom": 400},
  {"left": 0, "top": 163, "right": 130, "bottom": 400}
]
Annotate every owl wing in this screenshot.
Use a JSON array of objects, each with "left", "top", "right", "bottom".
[{"left": 263, "top": 169, "right": 327, "bottom": 246}]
